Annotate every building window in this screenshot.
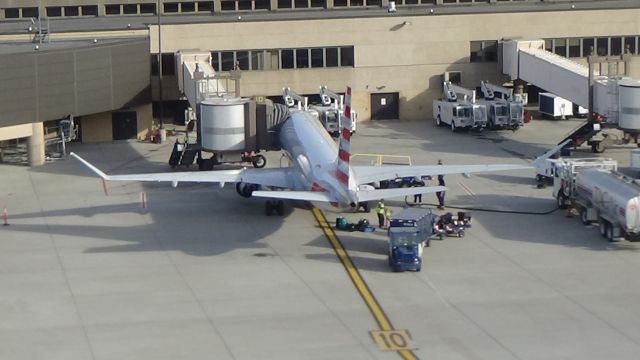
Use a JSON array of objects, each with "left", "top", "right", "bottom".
[
  {"left": 596, "top": 37, "right": 609, "bottom": 56},
  {"left": 82, "top": 5, "right": 98, "bottom": 16},
  {"left": 221, "top": 52, "right": 235, "bottom": 71},
  {"left": 238, "top": 1, "right": 252, "bottom": 10},
  {"left": 281, "top": 50, "right": 294, "bottom": 69},
  {"left": 46, "top": 7, "right": 62, "bottom": 17},
  {"left": 582, "top": 38, "right": 594, "bottom": 57},
  {"left": 296, "top": 49, "right": 309, "bottom": 68},
  {"left": 340, "top": 47, "right": 354, "bottom": 66},
  {"left": 220, "top": 0, "right": 235, "bottom": 10},
  {"left": 368, "top": 0, "right": 381, "bottom": 5},
  {"left": 326, "top": 47, "right": 339, "bottom": 67},
  {"left": 164, "top": 2, "right": 179, "bottom": 12},
  {"left": 140, "top": 3, "right": 156, "bottom": 14},
  {"left": 311, "top": 0, "right": 324, "bottom": 7},
  {"left": 212, "top": 46, "right": 354, "bottom": 72},
  {"left": 4, "top": 8, "right": 19, "bottom": 18},
  {"left": 236, "top": 51, "right": 249, "bottom": 70},
  {"left": 311, "top": 48, "right": 324, "bottom": 67},
  {"left": 278, "top": 0, "right": 292, "bottom": 8},
  {"left": 197, "top": 1, "right": 213, "bottom": 11},
  {"left": 105, "top": 4, "right": 121, "bottom": 15},
  {"left": 22, "top": 7, "right": 39, "bottom": 18},
  {"left": 334, "top": 0, "right": 347, "bottom": 6},
  {"left": 404, "top": 0, "right": 419, "bottom": 4},
  {"left": 611, "top": 37, "right": 622, "bottom": 56},
  {"left": 255, "top": 0, "right": 270, "bottom": 10},
  {"left": 295, "top": 0, "right": 308, "bottom": 8},
  {"left": 568, "top": 38, "right": 580, "bottom": 58},
  {"left": 181, "top": 2, "right": 196, "bottom": 12},
  {"left": 554, "top": 38, "right": 566, "bottom": 57},
  {"left": 123, "top": 4, "right": 138, "bottom": 14},
  {"left": 64, "top": 6, "right": 79, "bottom": 16},
  {"left": 624, "top": 36, "right": 637, "bottom": 54}
]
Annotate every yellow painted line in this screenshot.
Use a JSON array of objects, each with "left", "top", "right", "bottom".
[{"left": 311, "top": 207, "right": 419, "bottom": 360}]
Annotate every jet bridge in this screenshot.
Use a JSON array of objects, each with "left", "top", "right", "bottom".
[
  {"left": 175, "top": 50, "right": 237, "bottom": 110},
  {"left": 502, "top": 39, "right": 640, "bottom": 152}
]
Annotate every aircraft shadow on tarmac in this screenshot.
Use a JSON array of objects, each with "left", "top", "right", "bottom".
[{"left": 6, "top": 138, "right": 297, "bottom": 257}]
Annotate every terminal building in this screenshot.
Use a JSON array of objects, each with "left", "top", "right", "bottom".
[{"left": 0, "top": 0, "right": 639, "bottom": 165}]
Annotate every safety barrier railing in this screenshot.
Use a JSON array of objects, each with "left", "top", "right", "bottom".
[{"left": 350, "top": 153, "right": 412, "bottom": 166}]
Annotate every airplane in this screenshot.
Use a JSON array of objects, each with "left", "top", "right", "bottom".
[{"left": 70, "top": 87, "right": 532, "bottom": 216}]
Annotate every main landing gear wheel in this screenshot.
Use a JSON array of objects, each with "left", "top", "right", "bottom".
[
  {"left": 265, "top": 200, "right": 284, "bottom": 216},
  {"left": 251, "top": 155, "right": 266, "bottom": 168}
]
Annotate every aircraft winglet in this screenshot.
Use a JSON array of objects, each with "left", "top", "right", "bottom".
[{"left": 69, "top": 152, "right": 111, "bottom": 180}]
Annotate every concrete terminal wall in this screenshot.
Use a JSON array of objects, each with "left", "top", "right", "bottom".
[{"left": 150, "top": 8, "right": 640, "bottom": 121}]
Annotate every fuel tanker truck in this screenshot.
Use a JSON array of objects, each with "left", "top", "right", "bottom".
[{"left": 560, "top": 168, "right": 640, "bottom": 242}]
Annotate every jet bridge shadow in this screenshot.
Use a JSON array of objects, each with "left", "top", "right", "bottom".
[{"left": 3, "top": 136, "right": 293, "bottom": 257}]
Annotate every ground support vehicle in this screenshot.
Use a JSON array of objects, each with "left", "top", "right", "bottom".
[
  {"left": 478, "top": 80, "right": 525, "bottom": 130},
  {"left": 551, "top": 158, "right": 618, "bottom": 204},
  {"left": 568, "top": 169, "right": 640, "bottom": 242},
  {"left": 539, "top": 92, "right": 573, "bottom": 119},
  {"left": 387, "top": 208, "right": 438, "bottom": 272},
  {"left": 535, "top": 153, "right": 616, "bottom": 187},
  {"left": 433, "top": 81, "right": 487, "bottom": 132},
  {"left": 433, "top": 212, "right": 471, "bottom": 239}
]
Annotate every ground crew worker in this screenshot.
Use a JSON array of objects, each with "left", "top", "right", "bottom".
[
  {"left": 436, "top": 160, "right": 446, "bottom": 210},
  {"left": 376, "top": 200, "right": 385, "bottom": 228}
]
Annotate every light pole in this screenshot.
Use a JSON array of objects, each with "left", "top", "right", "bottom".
[{"left": 157, "top": 0, "right": 164, "bottom": 129}]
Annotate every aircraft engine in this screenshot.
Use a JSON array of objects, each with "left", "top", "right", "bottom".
[{"left": 236, "top": 182, "right": 260, "bottom": 198}]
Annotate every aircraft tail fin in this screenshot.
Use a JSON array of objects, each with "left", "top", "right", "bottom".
[{"left": 335, "top": 86, "right": 352, "bottom": 189}]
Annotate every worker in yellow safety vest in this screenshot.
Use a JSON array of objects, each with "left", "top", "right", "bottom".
[{"left": 376, "top": 200, "right": 385, "bottom": 228}]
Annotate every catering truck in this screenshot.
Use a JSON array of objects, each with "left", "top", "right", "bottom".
[{"left": 387, "top": 208, "right": 437, "bottom": 272}]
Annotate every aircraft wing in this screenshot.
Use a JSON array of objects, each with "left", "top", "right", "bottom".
[
  {"left": 70, "top": 152, "right": 293, "bottom": 189},
  {"left": 353, "top": 163, "right": 532, "bottom": 185}
]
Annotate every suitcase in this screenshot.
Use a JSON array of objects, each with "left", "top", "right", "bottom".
[
  {"left": 168, "top": 141, "right": 183, "bottom": 167},
  {"left": 180, "top": 147, "right": 198, "bottom": 166}
]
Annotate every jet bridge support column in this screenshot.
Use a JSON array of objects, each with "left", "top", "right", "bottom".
[{"left": 28, "top": 122, "right": 45, "bottom": 166}]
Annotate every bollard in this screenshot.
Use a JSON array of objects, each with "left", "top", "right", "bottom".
[{"left": 2, "top": 206, "right": 8, "bottom": 226}]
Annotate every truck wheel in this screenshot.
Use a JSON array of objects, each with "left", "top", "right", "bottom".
[
  {"left": 458, "top": 230, "right": 465, "bottom": 238},
  {"left": 275, "top": 200, "right": 284, "bottom": 216},
  {"left": 606, "top": 223, "right": 616, "bottom": 242},
  {"left": 450, "top": 121, "right": 456, "bottom": 133},
  {"left": 599, "top": 219, "right": 607, "bottom": 237},
  {"left": 265, "top": 201, "right": 273, "bottom": 216},
  {"left": 415, "top": 266, "right": 421, "bottom": 272},
  {"left": 580, "top": 208, "right": 591, "bottom": 225}
]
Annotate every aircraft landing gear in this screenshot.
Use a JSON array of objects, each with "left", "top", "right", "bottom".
[{"left": 265, "top": 200, "right": 284, "bottom": 216}]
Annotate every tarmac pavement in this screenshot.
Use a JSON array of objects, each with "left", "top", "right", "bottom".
[{"left": 1, "top": 117, "right": 640, "bottom": 359}]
